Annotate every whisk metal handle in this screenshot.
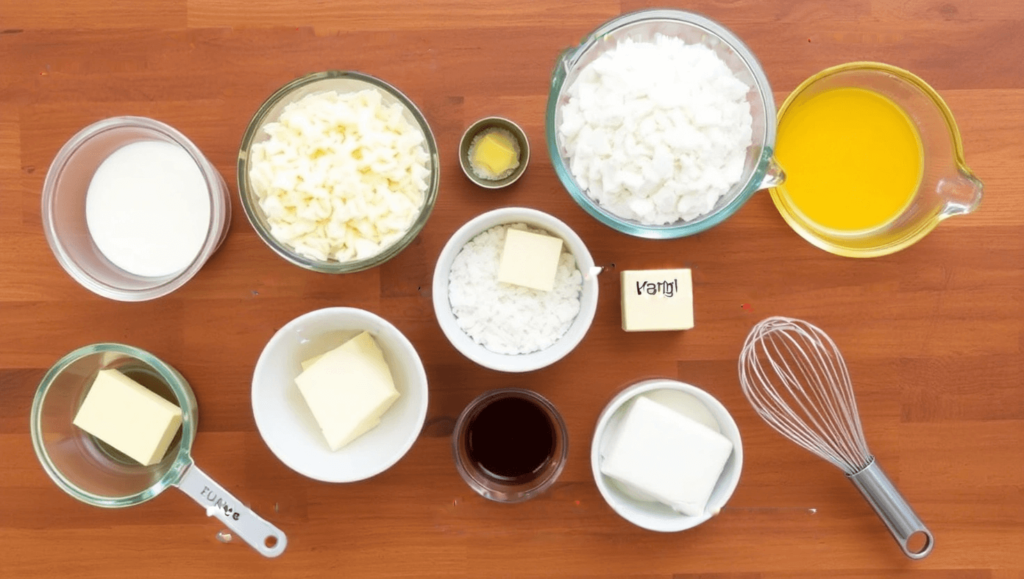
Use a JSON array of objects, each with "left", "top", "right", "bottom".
[{"left": 848, "top": 458, "right": 934, "bottom": 559}]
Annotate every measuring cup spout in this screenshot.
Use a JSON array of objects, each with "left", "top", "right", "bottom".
[
  {"left": 176, "top": 462, "right": 287, "bottom": 558},
  {"left": 938, "top": 169, "right": 983, "bottom": 218}
]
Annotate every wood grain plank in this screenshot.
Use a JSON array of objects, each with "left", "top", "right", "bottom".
[
  {"left": 0, "top": 0, "right": 186, "bottom": 30},
  {"left": 1, "top": 0, "right": 1022, "bottom": 577}
]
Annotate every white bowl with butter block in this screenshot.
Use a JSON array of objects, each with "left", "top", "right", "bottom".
[
  {"left": 432, "top": 207, "right": 599, "bottom": 373},
  {"left": 252, "top": 308, "right": 428, "bottom": 482},
  {"left": 591, "top": 379, "right": 743, "bottom": 532}
]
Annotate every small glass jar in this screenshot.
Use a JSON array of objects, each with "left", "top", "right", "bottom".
[{"left": 452, "top": 388, "right": 568, "bottom": 503}]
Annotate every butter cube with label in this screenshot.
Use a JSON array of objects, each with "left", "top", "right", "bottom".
[
  {"left": 600, "top": 396, "right": 733, "bottom": 516},
  {"left": 295, "top": 332, "right": 400, "bottom": 451},
  {"left": 621, "top": 269, "right": 693, "bottom": 331},
  {"left": 497, "top": 228, "right": 563, "bottom": 292},
  {"left": 72, "top": 369, "right": 183, "bottom": 466}
]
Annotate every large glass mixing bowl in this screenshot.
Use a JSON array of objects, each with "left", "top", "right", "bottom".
[{"left": 546, "top": 9, "right": 784, "bottom": 239}]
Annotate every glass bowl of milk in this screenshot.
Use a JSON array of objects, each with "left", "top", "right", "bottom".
[{"left": 42, "top": 117, "right": 231, "bottom": 301}]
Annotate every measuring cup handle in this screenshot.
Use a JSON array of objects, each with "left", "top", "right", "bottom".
[
  {"left": 176, "top": 463, "right": 287, "bottom": 558},
  {"left": 758, "top": 156, "right": 786, "bottom": 189},
  {"left": 848, "top": 458, "right": 933, "bottom": 559}
]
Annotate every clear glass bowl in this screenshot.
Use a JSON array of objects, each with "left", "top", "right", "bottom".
[
  {"left": 452, "top": 388, "right": 568, "bottom": 503},
  {"left": 237, "top": 71, "right": 441, "bottom": 273},
  {"left": 41, "top": 117, "right": 231, "bottom": 301},
  {"left": 546, "top": 9, "right": 784, "bottom": 239}
]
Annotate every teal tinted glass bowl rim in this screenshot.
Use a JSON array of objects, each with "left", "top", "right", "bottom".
[
  {"left": 237, "top": 70, "right": 441, "bottom": 273},
  {"left": 30, "top": 343, "right": 198, "bottom": 508},
  {"left": 545, "top": 8, "right": 778, "bottom": 239}
]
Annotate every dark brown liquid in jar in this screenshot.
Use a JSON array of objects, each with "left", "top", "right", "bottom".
[{"left": 466, "top": 397, "right": 555, "bottom": 482}]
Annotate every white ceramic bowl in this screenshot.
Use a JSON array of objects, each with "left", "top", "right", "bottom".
[
  {"left": 591, "top": 378, "right": 743, "bottom": 532},
  {"left": 432, "top": 207, "right": 599, "bottom": 373},
  {"left": 251, "top": 307, "right": 428, "bottom": 482}
]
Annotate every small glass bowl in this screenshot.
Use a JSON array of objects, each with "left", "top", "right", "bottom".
[
  {"left": 41, "top": 117, "right": 231, "bottom": 301},
  {"left": 452, "top": 388, "right": 568, "bottom": 503},
  {"left": 237, "top": 71, "right": 441, "bottom": 273},
  {"left": 546, "top": 9, "right": 784, "bottom": 239}
]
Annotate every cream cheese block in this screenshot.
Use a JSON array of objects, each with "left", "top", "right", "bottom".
[
  {"left": 72, "top": 369, "right": 183, "bottom": 466},
  {"left": 600, "top": 395, "right": 733, "bottom": 516},
  {"left": 295, "top": 332, "right": 400, "bottom": 451}
]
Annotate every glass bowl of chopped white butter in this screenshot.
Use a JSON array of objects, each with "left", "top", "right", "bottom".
[
  {"left": 547, "top": 9, "right": 785, "bottom": 239},
  {"left": 239, "top": 71, "right": 440, "bottom": 273}
]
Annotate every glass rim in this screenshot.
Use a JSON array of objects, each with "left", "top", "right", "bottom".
[
  {"left": 30, "top": 343, "right": 198, "bottom": 508},
  {"left": 41, "top": 116, "right": 227, "bottom": 301},
  {"left": 236, "top": 70, "right": 441, "bottom": 273},
  {"left": 546, "top": 8, "right": 777, "bottom": 239},
  {"left": 451, "top": 388, "right": 568, "bottom": 503}
]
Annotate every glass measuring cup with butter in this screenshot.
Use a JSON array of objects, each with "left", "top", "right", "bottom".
[
  {"left": 770, "top": 62, "right": 984, "bottom": 257},
  {"left": 30, "top": 344, "right": 286, "bottom": 557}
]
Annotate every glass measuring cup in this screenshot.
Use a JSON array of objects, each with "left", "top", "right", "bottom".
[
  {"left": 30, "top": 343, "right": 287, "bottom": 558},
  {"left": 546, "top": 9, "right": 785, "bottom": 239},
  {"left": 769, "top": 62, "right": 984, "bottom": 257}
]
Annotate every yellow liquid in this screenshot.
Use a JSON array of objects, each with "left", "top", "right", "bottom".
[{"left": 776, "top": 87, "right": 923, "bottom": 232}]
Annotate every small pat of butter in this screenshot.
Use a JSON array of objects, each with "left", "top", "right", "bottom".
[
  {"left": 497, "top": 228, "right": 563, "bottom": 292},
  {"left": 600, "top": 396, "right": 733, "bottom": 517},
  {"left": 471, "top": 131, "right": 518, "bottom": 177},
  {"left": 620, "top": 269, "right": 693, "bottom": 331},
  {"left": 72, "top": 369, "right": 183, "bottom": 467},
  {"left": 295, "top": 332, "right": 400, "bottom": 451}
]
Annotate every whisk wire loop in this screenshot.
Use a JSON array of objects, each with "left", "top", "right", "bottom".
[{"left": 739, "top": 317, "right": 870, "bottom": 473}]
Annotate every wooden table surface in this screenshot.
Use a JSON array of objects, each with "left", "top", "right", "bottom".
[{"left": 2, "top": 0, "right": 1023, "bottom": 577}]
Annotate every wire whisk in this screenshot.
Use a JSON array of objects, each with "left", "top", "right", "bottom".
[{"left": 739, "top": 316, "right": 933, "bottom": 559}]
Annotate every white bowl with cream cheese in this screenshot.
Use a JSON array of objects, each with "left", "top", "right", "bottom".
[
  {"left": 591, "top": 378, "right": 743, "bottom": 532},
  {"left": 251, "top": 307, "right": 428, "bottom": 482}
]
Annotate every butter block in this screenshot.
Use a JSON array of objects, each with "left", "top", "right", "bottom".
[
  {"left": 621, "top": 269, "right": 693, "bottom": 331},
  {"left": 295, "top": 332, "right": 400, "bottom": 451},
  {"left": 601, "top": 396, "right": 733, "bottom": 516},
  {"left": 471, "top": 131, "right": 518, "bottom": 177},
  {"left": 497, "top": 228, "right": 563, "bottom": 292},
  {"left": 72, "top": 369, "right": 183, "bottom": 466},
  {"left": 300, "top": 353, "right": 324, "bottom": 371}
]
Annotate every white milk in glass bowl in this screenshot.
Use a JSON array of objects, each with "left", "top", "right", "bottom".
[{"left": 42, "top": 116, "right": 231, "bottom": 301}]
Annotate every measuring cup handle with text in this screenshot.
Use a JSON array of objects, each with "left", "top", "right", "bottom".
[{"left": 176, "top": 462, "right": 287, "bottom": 558}]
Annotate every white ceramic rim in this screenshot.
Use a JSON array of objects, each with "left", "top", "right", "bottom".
[
  {"left": 250, "top": 307, "right": 428, "bottom": 482},
  {"left": 431, "top": 207, "right": 599, "bottom": 373},
  {"left": 590, "top": 378, "right": 744, "bottom": 532}
]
